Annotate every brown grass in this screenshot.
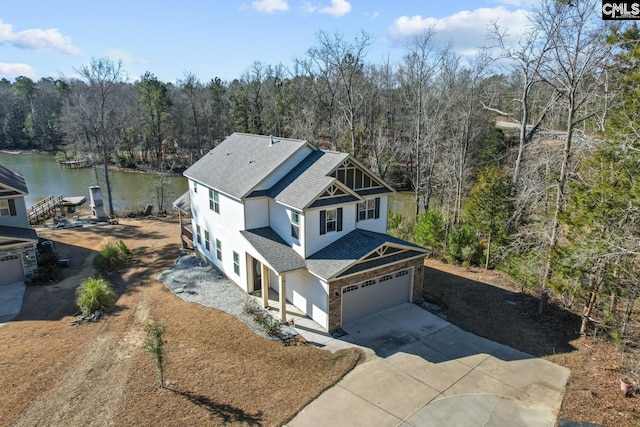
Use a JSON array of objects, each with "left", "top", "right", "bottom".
[{"left": 0, "top": 217, "right": 358, "bottom": 427}]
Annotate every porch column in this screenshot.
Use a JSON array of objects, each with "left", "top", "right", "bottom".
[
  {"left": 261, "top": 263, "right": 269, "bottom": 309},
  {"left": 279, "top": 274, "right": 287, "bottom": 323}
]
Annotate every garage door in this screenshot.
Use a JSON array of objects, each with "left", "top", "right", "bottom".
[
  {"left": 341, "top": 268, "right": 412, "bottom": 324},
  {"left": 0, "top": 255, "right": 24, "bottom": 286}
]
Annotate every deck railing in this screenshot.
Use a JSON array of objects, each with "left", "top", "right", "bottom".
[{"left": 28, "top": 195, "right": 64, "bottom": 222}]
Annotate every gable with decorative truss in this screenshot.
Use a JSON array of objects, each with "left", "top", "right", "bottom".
[
  {"left": 330, "top": 159, "right": 389, "bottom": 193},
  {"left": 308, "top": 180, "right": 360, "bottom": 209},
  {"left": 362, "top": 245, "right": 404, "bottom": 261},
  {"left": 318, "top": 183, "right": 347, "bottom": 199}
]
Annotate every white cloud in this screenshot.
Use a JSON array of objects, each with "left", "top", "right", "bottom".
[
  {"left": 252, "top": 0, "right": 289, "bottom": 13},
  {"left": 319, "top": 0, "right": 351, "bottom": 17},
  {"left": 389, "top": 7, "right": 530, "bottom": 55},
  {"left": 0, "top": 19, "right": 80, "bottom": 55},
  {"left": 0, "top": 63, "right": 37, "bottom": 80},
  {"left": 105, "top": 48, "right": 148, "bottom": 66},
  {"left": 301, "top": 1, "right": 317, "bottom": 14}
]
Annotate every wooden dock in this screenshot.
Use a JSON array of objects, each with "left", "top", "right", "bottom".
[
  {"left": 59, "top": 159, "right": 89, "bottom": 169},
  {"left": 28, "top": 195, "right": 87, "bottom": 223}
]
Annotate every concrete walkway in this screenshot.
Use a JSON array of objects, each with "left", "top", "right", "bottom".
[
  {"left": 288, "top": 304, "right": 569, "bottom": 427},
  {"left": 0, "top": 281, "right": 26, "bottom": 324}
]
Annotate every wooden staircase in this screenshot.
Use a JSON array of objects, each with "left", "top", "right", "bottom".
[{"left": 28, "top": 195, "right": 64, "bottom": 222}]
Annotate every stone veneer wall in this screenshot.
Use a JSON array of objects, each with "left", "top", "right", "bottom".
[
  {"left": 22, "top": 245, "right": 37, "bottom": 281},
  {"left": 327, "top": 257, "right": 425, "bottom": 332}
]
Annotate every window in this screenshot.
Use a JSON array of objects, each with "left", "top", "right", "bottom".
[
  {"left": 204, "top": 230, "right": 210, "bottom": 251},
  {"left": 209, "top": 189, "right": 219, "bottom": 213},
  {"left": 291, "top": 211, "right": 300, "bottom": 239},
  {"left": 357, "top": 198, "right": 380, "bottom": 221},
  {"left": 0, "top": 200, "right": 10, "bottom": 216},
  {"left": 233, "top": 251, "right": 240, "bottom": 275},
  {"left": 196, "top": 224, "right": 202, "bottom": 245},
  {"left": 0, "top": 199, "right": 15, "bottom": 217},
  {"left": 319, "top": 207, "right": 342, "bottom": 235},
  {"left": 361, "top": 279, "right": 376, "bottom": 288},
  {"left": 342, "top": 284, "right": 358, "bottom": 293},
  {"left": 215, "top": 239, "right": 222, "bottom": 261}
]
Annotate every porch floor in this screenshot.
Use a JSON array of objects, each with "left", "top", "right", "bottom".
[{"left": 250, "top": 288, "right": 333, "bottom": 341}]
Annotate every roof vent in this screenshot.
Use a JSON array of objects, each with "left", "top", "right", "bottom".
[{"left": 269, "top": 135, "right": 274, "bottom": 146}]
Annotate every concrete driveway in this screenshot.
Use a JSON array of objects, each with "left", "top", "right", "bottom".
[
  {"left": 288, "top": 303, "right": 569, "bottom": 427},
  {"left": 0, "top": 281, "right": 26, "bottom": 324}
]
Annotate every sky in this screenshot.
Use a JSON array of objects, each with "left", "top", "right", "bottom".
[{"left": 0, "top": 0, "right": 541, "bottom": 84}]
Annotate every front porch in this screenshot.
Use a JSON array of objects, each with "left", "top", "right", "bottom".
[{"left": 249, "top": 287, "right": 325, "bottom": 330}]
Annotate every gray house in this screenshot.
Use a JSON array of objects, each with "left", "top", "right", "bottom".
[{"left": 0, "top": 163, "right": 38, "bottom": 286}]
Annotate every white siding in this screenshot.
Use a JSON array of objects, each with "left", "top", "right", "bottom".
[
  {"left": 355, "top": 194, "right": 389, "bottom": 234},
  {"left": 0, "top": 197, "right": 29, "bottom": 228},
  {"left": 245, "top": 198, "right": 269, "bottom": 229},
  {"left": 305, "top": 203, "right": 357, "bottom": 257},
  {"left": 190, "top": 179, "right": 252, "bottom": 291},
  {"left": 269, "top": 200, "right": 305, "bottom": 257},
  {"left": 285, "top": 269, "right": 328, "bottom": 330}
]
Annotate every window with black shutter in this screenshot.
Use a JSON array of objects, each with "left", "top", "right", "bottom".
[{"left": 320, "top": 207, "right": 342, "bottom": 234}]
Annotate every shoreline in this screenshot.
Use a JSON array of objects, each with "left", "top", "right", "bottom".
[{"left": 0, "top": 149, "right": 185, "bottom": 177}]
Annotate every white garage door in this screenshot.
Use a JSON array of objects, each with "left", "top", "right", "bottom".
[
  {"left": 341, "top": 268, "right": 412, "bottom": 324},
  {"left": 0, "top": 255, "right": 24, "bottom": 286}
]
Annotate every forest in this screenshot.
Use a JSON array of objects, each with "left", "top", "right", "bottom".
[{"left": 0, "top": 0, "right": 638, "bottom": 352}]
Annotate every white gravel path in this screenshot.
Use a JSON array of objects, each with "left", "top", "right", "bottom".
[{"left": 157, "top": 253, "right": 297, "bottom": 340}]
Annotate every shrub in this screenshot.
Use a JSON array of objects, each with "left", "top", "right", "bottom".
[
  {"left": 143, "top": 321, "right": 167, "bottom": 388},
  {"left": 93, "top": 240, "right": 132, "bottom": 271},
  {"left": 75, "top": 276, "right": 116, "bottom": 316},
  {"left": 243, "top": 301, "right": 282, "bottom": 337},
  {"left": 414, "top": 210, "right": 446, "bottom": 257},
  {"left": 444, "top": 224, "right": 483, "bottom": 267}
]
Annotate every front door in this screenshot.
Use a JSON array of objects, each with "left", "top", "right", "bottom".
[{"left": 253, "top": 258, "right": 262, "bottom": 292}]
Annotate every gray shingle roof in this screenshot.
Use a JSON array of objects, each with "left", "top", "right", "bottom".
[
  {"left": 268, "top": 150, "right": 351, "bottom": 210},
  {"left": 0, "top": 163, "right": 28, "bottom": 194},
  {"left": 240, "top": 227, "right": 306, "bottom": 274},
  {"left": 183, "top": 133, "right": 313, "bottom": 199},
  {"left": 0, "top": 225, "right": 37, "bottom": 241},
  {"left": 306, "top": 229, "right": 427, "bottom": 280}
]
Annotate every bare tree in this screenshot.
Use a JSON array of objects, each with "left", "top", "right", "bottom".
[
  {"left": 297, "top": 30, "right": 372, "bottom": 154},
  {"left": 70, "top": 58, "right": 127, "bottom": 217},
  {"left": 533, "top": 0, "right": 611, "bottom": 311},
  {"left": 397, "top": 29, "right": 448, "bottom": 218},
  {"left": 486, "top": 22, "right": 558, "bottom": 188}
]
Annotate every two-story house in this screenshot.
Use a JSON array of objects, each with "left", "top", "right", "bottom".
[
  {"left": 178, "top": 133, "right": 427, "bottom": 332},
  {"left": 0, "top": 163, "right": 38, "bottom": 286}
]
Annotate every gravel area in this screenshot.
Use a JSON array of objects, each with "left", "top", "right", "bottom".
[{"left": 157, "top": 253, "right": 297, "bottom": 340}]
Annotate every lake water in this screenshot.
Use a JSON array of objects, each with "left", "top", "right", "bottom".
[
  {"left": 0, "top": 151, "right": 416, "bottom": 216},
  {"left": 0, "top": 152, "right": 188, "bottom": 212}
]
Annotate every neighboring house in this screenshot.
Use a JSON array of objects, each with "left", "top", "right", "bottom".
[
  {"left": 0, "top": 163, "right": 38, "bottom": 286},
  {"left": 176, "top": 133, "right": 428, "bottom": 331}
]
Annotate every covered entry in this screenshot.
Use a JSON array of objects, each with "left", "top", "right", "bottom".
[
  {"left": 341, "top": 268, "right": 412, "bottom": 324},
  {"left": 0, "top": 254, "right": 24, "bottom": 286}
]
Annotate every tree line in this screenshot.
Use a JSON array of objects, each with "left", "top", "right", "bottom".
[{"left": 0, "top": 0, "right": 637, "bottom": 344}]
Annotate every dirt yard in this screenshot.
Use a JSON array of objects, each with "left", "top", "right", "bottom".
[
  {"left": 0, "top": 216, "right": 358, "bottom": 426},
  {"left": 424, "top": 260, "right": 640, "bottom": 426},
  {"left": 1, "top": 215, "right": 638, "bottom": 426}
]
